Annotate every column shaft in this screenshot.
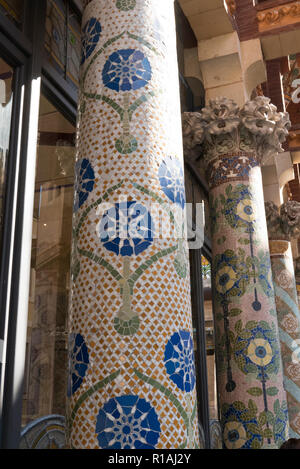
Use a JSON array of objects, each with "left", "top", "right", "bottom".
[
  {"left": 269, "top": 241, "right": 300, "bottom": 438},
  {"left": 265, "top": 199, "right": 300, "bottom": 439},
  {"left": 67, "top": 0, "right": 200, "bottom": 449},
  {"left": 209, "top": 153, "right": 288, "bottom": 449},
  {"left": 183, "top": 96, "right": 291, "bottom": 449}
]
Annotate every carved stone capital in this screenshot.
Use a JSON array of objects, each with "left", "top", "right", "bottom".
[
  {"left": 265, "top": 201, "right": 283, "bottom": 240},
  {"left": 182, "top": 96, "right": 291, "bottom": 166},
  {"left": 181, "top": 112, "right": 204, "bottom": 161},
  {"left": 280, "top": 200, "right": 300, "bottom": 239},
  {"left": 265, "top": 200, "right": 300, "bottom": 240}
]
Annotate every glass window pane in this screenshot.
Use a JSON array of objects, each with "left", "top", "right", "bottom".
[
  {"left": 0, "top": 0, "right": 23, "bottom": 28},
  {"left": 0, "top": 57, "right": 13, "bottom": 252},
  {"left": 67, "top": 5, "right": 81, "bottom": 87},
  {"left": 21, "top": 95, "right": 75, "bottom": 448},
  {"left": 202, "top": 255, "right": 218, "bottom": 420},
  {"left": 45, "top": 0, "right": 67, "bottom": 79},
  {"left": 45, "top": 0, "right": 82, "bottom": 89}
]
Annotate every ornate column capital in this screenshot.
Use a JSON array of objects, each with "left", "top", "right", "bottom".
[
  {"left": 265, "top": 200, "right": 300, "bottom": 241},
  {"left": 182, "top": 96, "right": 291, "bottom": 166}
]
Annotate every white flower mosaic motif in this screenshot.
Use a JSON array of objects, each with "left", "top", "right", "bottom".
[
  {"left": 281, "top": 313, "right": 299, "bottom": 335},
  {"left": 292, "top": 414, "right": 300, "bottom": 433},
  {"left": 286, "top": 362, "right": 300, "bottom": 381},
  {"left": 277, "top": 269, "right": 293, "bottom": 290}
]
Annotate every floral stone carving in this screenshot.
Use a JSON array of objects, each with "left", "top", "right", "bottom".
[
  {"left": 265, "top": 200, "right": 300, "bottom": 240},
  {"left": 182, "top": 96, "right": 291, "bottom": 166}
]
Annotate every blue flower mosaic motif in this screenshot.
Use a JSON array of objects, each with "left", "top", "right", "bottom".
[
  {"left": 164, "top": 330, "right": 196, "bottom": 393},
  {"left": 95, "top": 395, "right": 161, "bottom": 449},
  {"left": 81, "top": 17, "right": 102, "bottom": 65},
  {"left": 158, "top": 156, "right": 186, "bottom": 209},
  {"left": 102, "top": 49, "right": 152, "bottom": 92},
  {"left": 67, "top": 333, "right": 89, "bottom": 396},
  {"left": 98, "top": 201, "right": 154, "bottom": 257},
  {"left": 74, "top": 158, "right": 95, "bottom": 212}
]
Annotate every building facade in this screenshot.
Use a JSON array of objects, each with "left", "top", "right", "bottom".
[{"left": 0, "top": 0, "right": 299, "bottom": 449}]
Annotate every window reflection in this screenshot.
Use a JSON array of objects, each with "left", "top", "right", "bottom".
[
  {"left": 202, "top": 255, "right": 218, "bottom": 420},
  {"left": 0, "top": 0, "right": 23, "bottom": 28},
  {"left": 0, "top": 57, "right": 13, "bottom": 253},
  {"left": 45, "top": 0, "right": 81, "bottom": 88},
  {"left": 22, "top": 95, "right": 75, "bottom": 428}
]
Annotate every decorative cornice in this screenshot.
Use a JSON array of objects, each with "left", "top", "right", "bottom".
[
  {"left": 225, "top": 0, "right": 237, "bottom": 16},
  {"left": 257, "top": 1, "right": 300, "bottom": 32},
  {"left": 182, "top": 96, "right": 291, "bottom": 166},
  {"left": 265, "top": 200, "right": 300, "bottom": 240}
]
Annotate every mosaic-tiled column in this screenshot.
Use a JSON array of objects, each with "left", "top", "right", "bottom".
[
  {"left": 183, "top": 97, "right": 290, "bottom": 449},
  {"left": 67, "top": 0, "right": 200, "bottom": 449},
  {"left": 265, "top": 201, "right": 300, "bottom": 438},
  {"left": 295, "top": 257, "right": 300, "bottom": 313}
]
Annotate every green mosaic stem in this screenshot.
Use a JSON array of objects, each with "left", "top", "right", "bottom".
[
  {"left": 78, "top": 248, "right": 122, "bottom": 281},
  {"left": 191, "top": 402, "right": 197, "bottom": 422},
  {"left": 128, "top": 245, "right": 178, "bottom": 290},
  {"left": 75, "top": 180, "right": 124, "bottom": 238},
  {"left": 128, "top": 91, "right": 157, "bottom": 120},
  {"left": 133, "top": 368, "right": 190, "bottom": 429},
  {"left": 69, "top": 370, "right": 121, "bottom": 430},
  {"left": 82, "top": 91, "right": 124, "bottom": 119},
  {"left": 81, "top": 32, "right": 126, "bottom": 87},
  {"left": 130, "top": 180, "right": 178, "bottom": 230},
  {"left": 127, "top": 31, "right": 162, "bottom": 56}
]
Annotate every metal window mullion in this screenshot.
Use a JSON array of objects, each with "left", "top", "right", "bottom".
[
  {"left": 190, "top": 248, "right": 211, "bottom": 449},
  {"left": 0, "top": 0, "right": 46, "bottom": 449},
  {"left": 0, "top": 64, "right": 25, "bottom": 445}
]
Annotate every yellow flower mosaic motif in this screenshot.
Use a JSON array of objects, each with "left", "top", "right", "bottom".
[
  {"left": 224, "top": 421, "right": 247, "bottom": 449},
  {"left": 236, "top": 198, "right": 255, "bottom": 223},
  {"left": 215, "top": 266, "right": 237, "bottom": 294},
  {"left": 247, "top": 338, "right": 273, "bottom": 367}
]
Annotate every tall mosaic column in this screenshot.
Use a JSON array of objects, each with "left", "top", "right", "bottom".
[
  {"left": 265, "top": 201, "right": 300, "bottom": 438},
  {"left": 183, "top": 97, "right": 290, "bottom": 449},
  {"left": 67, "top": 0, "right": 200, "bottom": 449}
]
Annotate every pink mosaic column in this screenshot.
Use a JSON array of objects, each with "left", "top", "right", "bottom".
[
  {"left": 183, "top": 97, "right": 290, "bottom": 449},
  {"left": 265, "top": 201, "right": 300, "bottom": 438},
  {"left": 67, "top": 0, "right": 201, "bottom": 449}
]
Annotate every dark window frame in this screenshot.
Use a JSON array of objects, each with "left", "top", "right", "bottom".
[
  {"left": 0, "top": 0, "right": 78, "bottom": 449},
  {"left": 186, "top": 160, "right": 219, "bottom": 449}
]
